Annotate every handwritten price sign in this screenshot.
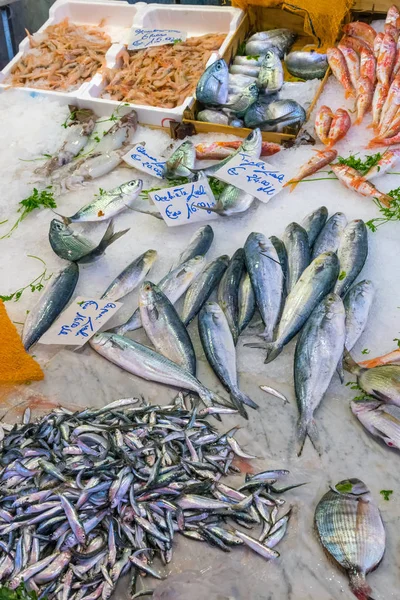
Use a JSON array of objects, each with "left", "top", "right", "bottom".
[
  {"left": 128, "top": 28, "right": 187, "bottom": 51},
  {"left": 122, "top": 144, "right": 166, "bottom": 179},
  {"left": 39, "top": 297, "right": 122, "bottom": 346},
  {"left": 149, "top": 179, "right": 218, "bottom": 227},
  {"left": 213, "top": 152, "right": 287, "bottom": 203}
]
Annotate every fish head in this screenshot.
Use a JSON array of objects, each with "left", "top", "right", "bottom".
[
  {"left": 313, "top": 251, "right": 339, "bottom": 272},
  {"left": 351, "top": 396, "right": 382, "bottom": 416},
  {"left": 196, "top": 59, "right": 229, "bottom": 105},
  {"left": 334, "top": 478, "right": 370, "bottom": 497},
  {"left": 143, "top": 249, "right": 158, "bottom": 267},
  {"left": 246, "top": 82, "right": 260, "bottom": 100},
  {"left": 139, "top": 280, "right": 161, "bottom": 307},
  {"left": 241, "top": 128, "right": 262, "bottom": 156},
  {"left": 203, "top": 300, "right": 224, "bottom": 323},
  {"left": 209, "top": 58, "right": 229, "bottom": 84},
  {"left": 50, "top": 218, "right": 71, "bottom": 238},
  {"left": 119, "top": 179, "right": 143, "bottom": 197},
  {"left": 260, "top": 48, "right": 281, "bottom": 68}
]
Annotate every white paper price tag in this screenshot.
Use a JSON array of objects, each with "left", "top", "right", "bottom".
[
  {"left": 122, "top": 144, "right": 165, "bottom": 179},
  {"left": 213, "top": 152, "right": 288, "bottom": 203},
  {"left": 149, "top": 179, "right": 218, "bottom": 227},
  {"left": 128, "top": 28, "right": 187, "bottom": 51},
  {"left": 39, "top": 297, "right": 122, "bottom": 346}
]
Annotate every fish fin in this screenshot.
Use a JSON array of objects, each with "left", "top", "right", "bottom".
[
  {"left": 348, "top": 571, "right": 374, "bottom": 600},
  {"left": 345, "top": 89, "right": 355, "bottom": 99},
  {"left": 229, "top": 391, "right": 249, "bottom": 419},
  {"left": 297, "top": 416, "right": 321, "bottom": 456},
  {"left": 98, "top": 220, "right": 129, "bottom": 253},
  {"left": 263, "top": 341, "right": 283, "bottom": 364},
  {"left": 260, "top": 385, "right": 288, "bottom": 404},
  {"left": 336, "top": 357, "right": 345, "bottom": 383},
  {"left": 354, "top": 117, "right": 362, "bottom": 125},
  {"left": 231, "top": 387, "right": 259, "bottom": 412},
  {"left": 343, "top": 349, "right": 363, "bottom": 375},
  {"left": 380, "top": 193, "right": 393, "bottom": 207},
  {"left": 283, "top": 179, "right": 299, "bottom": 192}
]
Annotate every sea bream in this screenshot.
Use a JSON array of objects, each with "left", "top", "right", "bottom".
[
  {"left": 196, "top": 59, "right": 229, "bottom": 105},
  {"left": 245, "top": 29, "right": 296, "bottom": 59},
  {"left": 351, "top": 397, "right": 400, "bottom": 451},
  {"left": 285, "top": 50, "right": 328, "bottom": 80}
]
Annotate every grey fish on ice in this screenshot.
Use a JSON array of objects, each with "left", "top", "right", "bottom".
[
  {"left": 246, "top": 29, "right": 297, "bottom": 59},
  {"left": 229, "top": 64, "right": 261, "bottom": 77},
  {"left": 285, "top": 50, "right": 328, "bottom": 80},
  {"left": 115, "top": 255, "right": 206, "bottom": 334},
  {"left": 172, "top": 224, "right": 214, "bottom": 270},
  {"left": 343, "top": 280, "right": 375, "bottom": 351},
  {"left": 295, "top": 293, "right": 345, "bottom": 454},
  {"left": 198, "top": 184, "right": 255, "bottom": 217},
  {"left": 62, "top": 180, "right": 142, "bottom": 223},
  {"left": 49, "top": 219, "right": 128, "bottom": 264},
  {"left": 90, "top": 333, "right": 226, "bottom": 411},
  {"left": 238, "top": 271, "right": 256, "bottom": 335},
  {"left": 222, "top": 83, "right": 259, "bottom": 117},
  {"left": 301, "top": 206, "right": 328, "bottom": 246},
  {"left": 182, "top": 255, "right": 229, "bottom": 326},
  {"left": 315, "top": 479, "right": 385, "bottom": 600},
  {"left": 257, "top": 49, "right": 284, "bottom": 95},
  {"left": 248, "top": 252, "right": 339, "bottom": 363},
  {"left": 233, "top": 55, "right": 264, "bottom": 67},
  {"left": 334, "top": 220, "right": 368, "bottom": 298},
  {"left": 229, "top": 73, "right": 257, "bottom": 94},
  {"left": 197, "top": 109, "right": 229, "bottom": 125},
  {"left": 163, "top": 140, "right": 196, "bottom": 179},
  {"left": 244, "top": 99, "right": 306, "bottom": 131},
  {"left": 244, "top": 232, "right": 284, "bottom": 342},
  {"left": 101, "top": 249, "right": 158, "bottom": 301},
  {"left": 196, "top": 59, "right": 229, "bottom": 105},
  {"left": 199, "top": 302, "right": 258, "bottom": 418},
  {"left": 270, "top": 236, "right": 288, "bottom": 288},
  {"left": 22, "top": 263, "right": 79, "bottom": 350},
  {"left": 283, "top": 222, "right": 310, "bottom": 294},
  {"left": 218, "top": 248, "right": 245, "bottom": 344},
  {"left": 139, "top": 281, "right": 196, "bottom": 375},
  {"left": 311, "top": 212, "right": 347, "bottom": 259}
]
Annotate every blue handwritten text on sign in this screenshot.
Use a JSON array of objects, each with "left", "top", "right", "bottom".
[
  {"left": 213, "top": 152, "right": 287, "bottom": 203},
  {"left": 122, "top": 144, "right": 166, "bottom": 179},
  {"left": 149, "top": 179, "right": 218, "bottom": 227},
  {"left": 128, "top": 28, "right": 187, "bottom": 51}
]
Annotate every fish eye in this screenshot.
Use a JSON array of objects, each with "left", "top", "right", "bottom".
[{"left": 216, "top": 62, "right": 221, "bottom": 70}]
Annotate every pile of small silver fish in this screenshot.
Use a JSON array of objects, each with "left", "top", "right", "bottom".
[
  {"left": 315, "top": 478, "right": 386, "bottom": 600},
  {"left": 195, "top": 29, "right": 308, "bottom": 132},
  {"left": 0, "top": 397, "right": 295, "bottom": 599}
]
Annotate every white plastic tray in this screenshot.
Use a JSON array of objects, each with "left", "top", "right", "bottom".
[{"left": 0, "top": 0, "right": 244, "bottom": 126}]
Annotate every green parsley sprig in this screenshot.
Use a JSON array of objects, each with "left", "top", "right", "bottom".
[
  {"left": 337, "top": 152, "right": 382, "bottom": 176},
  {"left": 0, "top": 187, "right": 57, "bottom": 240},
  {"left": 0, "top": 583, "right": 39, "bottom": 600},
  {"left": 366, "top": 187, "right": 400, "bottom": 231},
  {"left": 0, "top": 255, "right": 52, "bottom": 302}
]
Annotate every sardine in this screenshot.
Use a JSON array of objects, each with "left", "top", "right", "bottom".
[
  {"left": 343, "top": 280, "right": 374, "bottom": 351},
  {"left": 22, "top": 263, "right": 79, "bottom": 350},
  {"left": 238, "top": 271, "right": 256, "bottom": 335},
  {"left": 163, "top": 140, "right": 196, "bottom": 179},
  {"left": 334, "top": 220, "right": 368, "bottom": 298},
  {"left": 295, "top": 293, "right": 345, "bottom": 454},
  {"left": 199, "top": 302, "right": 257, "bottom": 419},
  {"left": 139, "top": 281, "right": 196, "bottom": 375},
  {"left": 171, "top": 225, "right": 214, "bottom": 270},
  {"left": 114, "top": 255, "right": 206, "bottom": 334},
  {"left": 285, "top": 50, "right": 328, "bottom": 80},
  {"left": 90, "top": 333, "right": 226, "bottom": 411},
  {"left": 218, "top": 248, "right": 245, "bottom": 344},
  {"left": 62, "top": 180, "right": 142, "bottom": 223},
  {"left": 196, "top": 59, "right": 229, "bottom": 105},
  {"left": 283, "top": 222, "right": 310, "bottom": 294},
  {"left": 301, "top": 206, "right": 328, "bottom": 246},
  {"left": 315, "top": 479, "right": 385, "bottom": 600},
  {"left": 244, "top": 232, "right": 284, "bottom": 342},
  {"left": 49, "top": 219, "right": 128, "bottom": 264},
  {"left": 250, "top": 252, "right": 339, "bottom": 363},
  {"left": 257, "top": 49, "right": 284, "bottom": 94},
  {"left": 246, "top": 29, "right": 296, "bottom": 59},
  {"left": 312, "top": 212, "right": 347, "bottom": 259},
  {"left": 181, "top": 256, "right": 229, "bottom": 326},
  {"left": 101, "top": 249, "right": 157, "bottom": 301},
  {"left": 351, "top": 397, "right": 400, "bottom": 450}
]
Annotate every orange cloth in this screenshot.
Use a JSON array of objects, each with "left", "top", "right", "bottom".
[{"left": 0, "top": 300, "right": 44, "bottom": 384}]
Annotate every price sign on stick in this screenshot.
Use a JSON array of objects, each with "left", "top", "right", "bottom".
[
  {"left": 39, "top": 297, "right": 122, "bottom": 346},
  {"left": 213, "top": 152, "right": 288, "bottom": 203},
  {"left": 149, "top": 178, "right": 218, "bottom": 227},
  {"left": 127, "top": 28, "right": 187, "bottom": 51}
]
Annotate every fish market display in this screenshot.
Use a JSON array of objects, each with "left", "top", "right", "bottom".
[
  {"left": 6, "top": 18, "right": 111, "bottom": 91},
  {"left": 195, "top": 140, "right": 281, "bottom": 160},
  {"left": 285, "top": 149, "right": 337, "bottom": 190},
  {"left": 295, "top": 293, "right": 345, "bottom": 454},
  {"left": 0, "top": 398, "right": 294, "bottom": 598},
  {"left": 101, "top": 249, "right": 158, "bottom": 301},
  {"left": 49, "top": 219, "right": 129, "bottom": 264},
  {"left": 199, "top": 302, "right": 258, "bottom": 418},
  {"left": 22, "top": 263, "right": 79, "bottom": 350},
  {"left": 102, "top": 34, "right": 226, "bottom": 108},
  {"left": 62, "top": 180, "right": 142, "bottom": 223},
  {"left": 285, "top": 50, "right": 328, "bottom": 80},
  {"left": 315, "top": 479, "right": 385, "bottom": 600},
  {"left": 139, "top": 281, "right": 196, "bottom": 375}
]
